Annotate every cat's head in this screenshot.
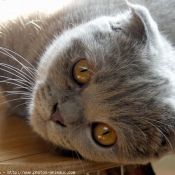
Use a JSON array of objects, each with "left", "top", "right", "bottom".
[{"left": 29, "top": 2, "right": 175, "bottom": 164}]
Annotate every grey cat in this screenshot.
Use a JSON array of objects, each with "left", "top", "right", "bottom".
[{"left": 0, "top": 0, "right": 175, "bottom": 164}]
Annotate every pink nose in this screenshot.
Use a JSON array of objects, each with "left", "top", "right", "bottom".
[{"left": 50, "top": 107, "right": 66, "bottom": 127}]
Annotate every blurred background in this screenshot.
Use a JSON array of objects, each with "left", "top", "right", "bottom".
[{"left": 152, "top": 155, "right": 175, "bottom": 175}]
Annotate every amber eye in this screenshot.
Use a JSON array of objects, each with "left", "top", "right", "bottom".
[
  {"left": 72, "top": 59, "right": 91, "bottom": 85},
  {"left": 92, "top": 123, "right": 117, "bottom": 147}
]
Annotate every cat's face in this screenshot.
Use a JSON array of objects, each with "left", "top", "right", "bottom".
[{"left": 29, "top": 3, "right": 175, "bottom": 163}]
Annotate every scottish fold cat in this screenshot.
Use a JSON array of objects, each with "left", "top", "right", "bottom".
[{"left": 0, "top": 0, "right": 175, "bottom": 164}]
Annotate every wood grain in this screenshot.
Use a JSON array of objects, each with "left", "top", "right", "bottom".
[{"left": 0, "top": 93, "right": 120, "bottom": 174}]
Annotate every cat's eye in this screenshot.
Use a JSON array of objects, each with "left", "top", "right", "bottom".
[
  {"left": 72, "top": 59, "right": 91, "bottom": 86},
  {"left": 92, "top": 123, "right": 117, "bottom": 147}
]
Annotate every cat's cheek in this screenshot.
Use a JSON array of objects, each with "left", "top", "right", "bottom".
[
  {"left": 45, "top": 123, "right": 77, "bottom": 150},
  {"left": 29, "top": 105, "right": 49, "bottom": 139},
  {"left": 29, "top": 112, "right": 48, "bottom": 139},
  {"left": 29, "top": 113, "right": 67, "bottom": 149},
  {"left": 32, "top": 84, "right": 54, "bottom": 119},
  {"left": 29, "top": 101, "right": 50, "bottom": 140}
]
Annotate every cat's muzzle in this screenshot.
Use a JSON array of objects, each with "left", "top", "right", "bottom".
[{"left": 50, "top": 103, "right": 66, "bottom": 127}]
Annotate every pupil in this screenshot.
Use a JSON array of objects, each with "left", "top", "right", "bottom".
[
  {"left": 80, "top": 68, "right": 88, "bottom": 72},
  {"left": 102, "top": 131, "right": 110, "bottom": 136}
]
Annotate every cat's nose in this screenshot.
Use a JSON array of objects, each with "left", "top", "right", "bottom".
[{"left": 50, "top": 106, "right": 66, "bottom": 127}]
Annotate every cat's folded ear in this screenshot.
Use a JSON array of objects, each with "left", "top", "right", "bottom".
[{"left": 123, "top": 1, "right": 159, "bottom": 43}]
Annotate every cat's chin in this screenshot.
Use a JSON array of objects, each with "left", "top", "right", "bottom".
[{"left": 29, "top": 112, "right": 76, "bottom": 151}]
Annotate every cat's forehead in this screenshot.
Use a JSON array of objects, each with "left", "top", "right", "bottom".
[
  {"left": 70, "top": 16, "right": 114, "bottom": 35},
  {"left": 38, "top": 16, "right": 119, "bottom": 73},
  {"left": 54, "top": 16, "right": 115, "bottom": 48}
]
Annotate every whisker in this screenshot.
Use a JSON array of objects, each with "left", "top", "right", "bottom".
[
  {"left": 21, "top": 66, "right": 37, "bottom": 75},
  {"left": 71, "top": 150, "right": 75, "bottom": 162},
  {"left": 75, "top": 151, "right": 85, "bottom": 175},
  {"left": 13, "top": 86, "right": 33, "bottom": 92},
  {"left": 10, "top": 101, "right": 29, "bottom": 112},
  {"left": 0, "top": 90, "right": 31, "bottom": 95},
  {"left": 0, "top": 97, "right": 30, "bottom": 106},
  {"left": 46, "top": 144, "right": 58, "bottom": 156},
  {"left": 123, "top": 125, "right": 136, "bottom": 143},
  {"left": 0, "top": 63, "right": 35, "bottom": 83},
  {"left": 0, "top": 90, "right": 29, "bottom": 94},
  {"left": 132, "top": 123, "right": 147, "bottom": 139},
  {"left": 0, "top": 80, "right": 32, "bottom": 91},
  {"left": 148, "top": 118, "right": 175, "bottom": 142},
  {"left": 0, "top": 47, "right": 36, "bottom": 70},
  {"left": 0, "top": 66, "right": 33, "bottom": 85},
  {"left": 0, "top": 48, "right": 36, "bottom": 79},
  {"left": 1, "top": 92, "right": 31, "bottom": 99},
  {"left": 144, "top": 119, "right": 173, "bottom": 151},
  {"left": 0, "top": 75, "right": 33, "bottom": 89},
  {"left": 148, "top": 118, "right": 175, "bottom": 129}
]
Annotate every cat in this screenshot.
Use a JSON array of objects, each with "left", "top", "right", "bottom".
[{"left": 0, "top": 0, "right": 175, "bottom": 165}]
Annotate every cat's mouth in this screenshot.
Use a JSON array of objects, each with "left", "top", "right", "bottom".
[{"left": 50, "top": 103, "right": 67, "bottom": 127}]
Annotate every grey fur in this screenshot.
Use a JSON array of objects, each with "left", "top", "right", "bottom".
[{"left": 0, "top": 0, "right": 175, "bottom": 164}]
